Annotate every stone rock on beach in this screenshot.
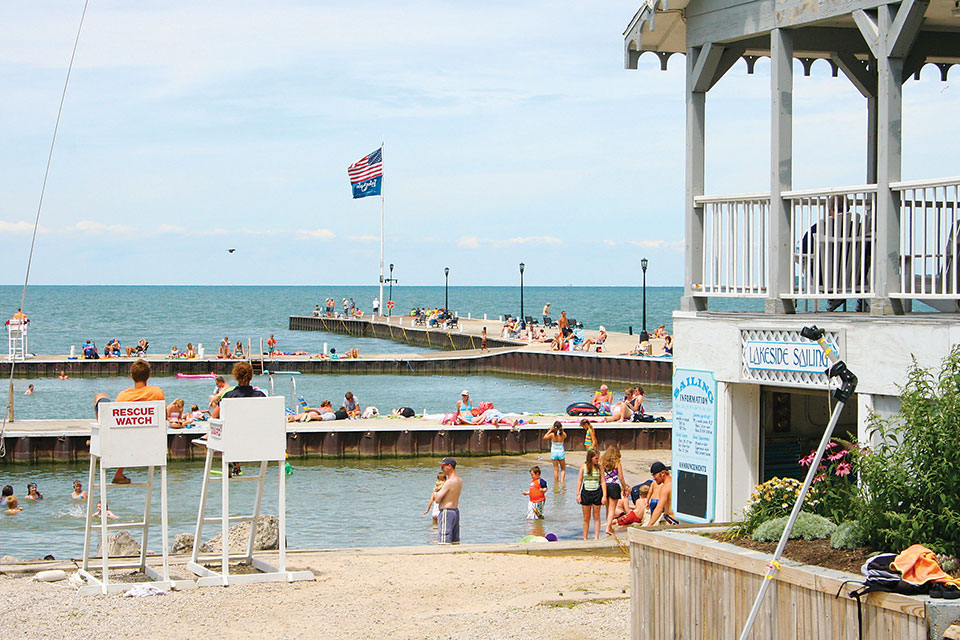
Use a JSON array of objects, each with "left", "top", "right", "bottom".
[
  {"left": 96, "top": 531, "right": 141, "bottom": 557},
  {"left": 205, "top": 514, "right": 279, "bottom": 554},
  {"left": 171, "top": 533, "right": 210, "bottom": 555}
]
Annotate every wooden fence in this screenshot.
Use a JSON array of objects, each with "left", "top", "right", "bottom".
[{"left": 628, "top": 528, "right": 957, "bottom": 639}]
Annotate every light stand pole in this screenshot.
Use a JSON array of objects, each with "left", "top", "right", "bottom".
[
  {"left": 519, "top": 262, "right": 525, "bottom": 324},
  {"left": 641, "top": 258, "right": 649, "bottom": 333},
  {"left": 444, "top": 267, "right": 450, "bottom": 310},
  {"left": 386, "top": 263, "right": 397, "bottom": 317}
]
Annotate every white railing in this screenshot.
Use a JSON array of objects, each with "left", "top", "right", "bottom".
[
  {"left": 894, "top": 177, "right": 960, "bottom": 301},
  {"left": 695, "top": 193, "right": 769, "bottom": 297},
  {"left": 786, "top": 185, "right": 877, "bottom": 300}
]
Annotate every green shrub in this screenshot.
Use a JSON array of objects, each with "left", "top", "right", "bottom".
[
  {"left": 830, "top": 520, "right": 867, "bottom": 549},
  {"left": 727, "top": 477, "right": 817, "bottom": 538},
  {"left": 857, "top": 347, "right": 960, "bottom": 556},
  {"left": 751, "top": 512, "right": 837, "bottom": 543}
]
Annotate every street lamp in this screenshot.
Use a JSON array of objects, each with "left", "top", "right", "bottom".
[
  {"left": 386, "top": 263, "right": 397, "bottom": 317},
  {"left": 444, "top": 267, "right": 450, "bottom": 310},
  {"left": 519, "top": 262, "right": 525, "bottom": 323},
  {"left": 641, "top": 257, "right": 649, "bottom": 333}
]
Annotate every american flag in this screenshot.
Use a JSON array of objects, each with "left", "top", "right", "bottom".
[{"left": 347, "top": 147, "right": 383, "bottom": 185}]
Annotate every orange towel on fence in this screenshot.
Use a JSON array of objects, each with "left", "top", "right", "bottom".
[{"left": 892, "top": 544, "right": 960, "bottom": 588}]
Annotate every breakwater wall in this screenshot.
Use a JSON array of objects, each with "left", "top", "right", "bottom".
[
  {"left": 0, "top": 423, "right": 670, "bottom": 464},
  {"left": 289, "top": 316, "right": 672, "bottom": 385},
  {"left": 288, "top": 315, "right": 522, "bottom": 350}
]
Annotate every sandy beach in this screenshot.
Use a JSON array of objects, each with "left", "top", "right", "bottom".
[{"left": 1, "top": 548, "right": 629, "bottom": 640}]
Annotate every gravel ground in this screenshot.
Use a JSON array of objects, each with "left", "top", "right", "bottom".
[{"left": 1, "top": 551, "right": 630, "bottom": 639}]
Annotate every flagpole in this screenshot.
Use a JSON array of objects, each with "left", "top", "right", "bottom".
[{"left": 378, "top": 141, "right": 384, "bottom": 317}]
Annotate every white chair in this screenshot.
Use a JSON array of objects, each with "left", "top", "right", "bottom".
[
  {"left": 78, "top": 401, "right": 189, "bottom": 594},
  {"left": 187, "top": 396, "right": 313, "bottom": 587}
]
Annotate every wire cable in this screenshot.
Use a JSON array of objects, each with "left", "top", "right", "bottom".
[{"left": 1, "top": 0, "right": 91, "bottom": 457}]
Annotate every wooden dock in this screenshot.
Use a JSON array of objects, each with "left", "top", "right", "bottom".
[{"left": 0, "top": 415, "right": 671, "bottom": 464}]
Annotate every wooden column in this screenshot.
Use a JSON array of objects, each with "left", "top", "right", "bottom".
[
  {"left": 682, "top": 46, "right": 707, "bottom": 312},
  {"left": 767, "top": 28, "right": 796, "bottom": 313}
]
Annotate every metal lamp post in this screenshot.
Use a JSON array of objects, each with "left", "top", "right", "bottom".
[
  {"left": 519, "top": 262, "right": 525, "bottom": 323},
  {"left": 386, "top": 263, "right": 396, "bottom": 317},
  {"left": 641, "top": 258, "right": 649, "bottom": 333},
  {"left": 444, "top": 267, "right": 450, "bottom": 310}
]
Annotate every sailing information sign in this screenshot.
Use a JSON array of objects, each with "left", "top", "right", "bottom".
[{"left": 671, "top": 369, "right": 717, "bottom": 524}]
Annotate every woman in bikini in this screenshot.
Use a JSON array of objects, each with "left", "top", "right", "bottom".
[{"left": 600, "top": 445, "right": 627, "bottom": 535}]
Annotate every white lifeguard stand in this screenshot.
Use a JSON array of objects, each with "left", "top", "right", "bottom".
[
  {"left": 187, "top": 396, "right": 313, "bottom": 587},
  {"left": 79, "top": 401, "right": 185, "bottom": 595},
  {"left": 6, "top": 320, "right": 28, "bottom": 361}
]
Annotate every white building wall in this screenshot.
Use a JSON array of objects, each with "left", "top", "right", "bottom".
[{"left": 674, "top": 311, "right": 958, "bottom": 522}]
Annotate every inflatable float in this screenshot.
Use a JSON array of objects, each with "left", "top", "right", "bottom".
[
  {"left": 176, "top": 373, "right": 216, "bottom": 379},
  {"left": 566, "top": 402, "right": 604, "bottom": 417}
]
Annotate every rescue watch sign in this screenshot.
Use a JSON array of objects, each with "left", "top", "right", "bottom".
[{"left": 110, "top": 405, "right": 160, "bottom": 428}]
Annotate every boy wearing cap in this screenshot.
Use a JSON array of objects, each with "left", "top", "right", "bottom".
[
  {"left": 435, "top": 457, "right": 462, "bottom": 544},
  {"left": 647, "top": 461, "right": 678, "bottom": 526}
]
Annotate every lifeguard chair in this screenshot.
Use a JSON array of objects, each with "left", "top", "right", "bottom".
[
  {"left": 6, "top": 319, "right": 28, "bottom": 361},
  {"left": 79, "top": 401, "right": 184, "bottom": 595},
  {"left": 187, "top": 396, "right": 313, "bottom": 587}
]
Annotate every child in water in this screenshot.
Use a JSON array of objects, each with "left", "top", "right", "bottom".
[
  {"left": 4, "top": 496, "right": 22, "bottom": 515},
  {"left": 424, "top": 471, "right": 447, "bottom": 526},
  {"left": 25, "top": 482, "right": 43, "bottom": 500},
  {"left": 95, "top": 501, "right": 117, "bottom": 519},
  {"left": 521, "top": 466, "right": 548, "bottom": 519},
  {"left": 71, "top": 480, "right": 87, "bottom": 500}
]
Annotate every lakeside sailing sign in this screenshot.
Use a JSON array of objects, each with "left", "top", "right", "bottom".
[{"left": 740, "top": 328, "right": 842, "bottom": 386}]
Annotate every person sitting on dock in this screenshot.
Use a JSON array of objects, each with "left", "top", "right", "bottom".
[
  {"left": 592, "top": 385, "right": 613, "bottom": 414},
  {"left": 663, "top": 334, "right": 673, "bottom": 356},
  {"left": 622, "top": 331, "right": 650, "bottom": 357},
  {"left": 81, "top": 340, "right": 99, "bottom": 360},
  {"left": 110, "top": 359, "right": 165, "bottom": 484},
  {"left": 184, "top": 343, "right": 196, "bottom": 358},
  {"left": 125, "top": 338, "right": 148, "bottom": 357},
  {"left": 343, "top": 391, "right": 361, "bottom": 418},
  {"left": 454, "top": 390, "right": 474, "bottom": 425},
  {"left": 166, "top": 398, "right": 187, "bottom": 428},
  {"left": 582, "top": 326, "right": 607, "bottom": 352},
  {"left": 218, "top": 336, "right": 230, "bottom": 359}
]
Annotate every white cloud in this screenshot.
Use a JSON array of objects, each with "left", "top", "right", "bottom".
[
  {"left": 349, "top": 235, "right": 378, "bottom": 242},
  {"left": 0, "top": 220, "right": 44, "bottom": 234},
  {"left": 298, "top": 228, "right": 335, "bottom": 240},
  {"left": 628, "top": 239, "right": 684, "bottom": 251},
  {"left": 458, "top": 236, "right": 480, "bottom": 249},
  {"left": 457, "top": 235, "right": 564, "bottom": 249},
  {"left": 71, "top": 220, "right": 135, "bottom": 234}
]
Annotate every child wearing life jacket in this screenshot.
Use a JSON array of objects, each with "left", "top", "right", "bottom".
[{"left": 522, "top": 466, "right": 548, "bottom": 519}]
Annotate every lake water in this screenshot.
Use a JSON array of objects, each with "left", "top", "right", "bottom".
[
  {"left": 0, "top": 284, "right": 761, "bottom": 357},
  {"left": 0, "top": 455, "right": 621, "bottom": 559}
]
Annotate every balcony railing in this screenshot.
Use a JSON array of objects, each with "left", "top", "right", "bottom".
[
  {"left": 695, "top": 193, "right": 769, "bottom": 297},
  {"left": 894, "top": 177, "right": 960, "bottom": 304},
  {"left": 785, "top": 185, "right": 877, "bottom": 300},
  {"left": 694, "top": 178, "right": 960, "bottom": 309}
]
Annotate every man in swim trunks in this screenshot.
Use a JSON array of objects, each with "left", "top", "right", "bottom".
[
  {"left": 646, "top": 461, "right": 679, "bottom": 526},
  {"left": 434, "top": 457, "right": 462, "bottom": 544}
]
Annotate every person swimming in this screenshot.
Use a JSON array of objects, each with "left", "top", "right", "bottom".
[
  {"left": 71, "top": 480, "right": 87, "bottom": 500},
  {"left": 24, "top": 482, "right": 43, "bottom": 500}
]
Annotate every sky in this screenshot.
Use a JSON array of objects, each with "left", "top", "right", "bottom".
[{"left": 0, "top": 1, "right": 957, "bottom": 286}]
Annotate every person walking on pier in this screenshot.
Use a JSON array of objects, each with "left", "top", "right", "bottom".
[
  {"left": 372, "top": 297, "right": 380, "bottom": 316},
  {"left": 434, "top": 457, "right": 461, "bottom": 544}
]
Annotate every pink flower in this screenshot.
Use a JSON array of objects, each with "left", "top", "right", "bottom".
[
  {"left": 835, "top": 462, "right": 852, "bottom": 477},
  {"left": 813, "top": 473, "right": 826, "bottom": 483},
  {"left": 799, "top": 453, "right": 815, "bottom": 467},
  {"left": 826, "top": 441, "right": 838, "bottom": 449},
  {"left": 828, "top": 450, "right": 848, "bottom": 462}
]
